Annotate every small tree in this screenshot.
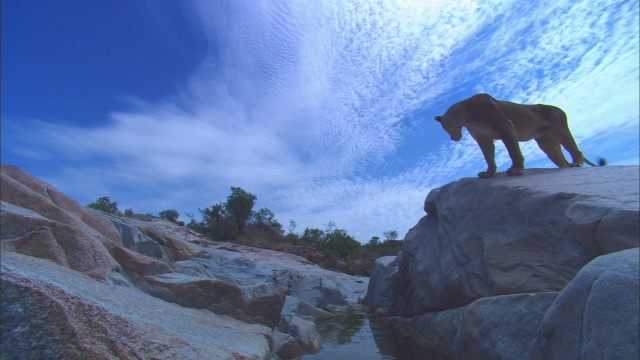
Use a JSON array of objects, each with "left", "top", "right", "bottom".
[
  {"left": 323, "top": 228, "right": 360, "bottom": 258},
  {"left": 87, "top": 196, "right": 120, "bottom": 215},
  {"left": 124, "top": 208, "right": 134, "bottom": 217},
  {"left": 289, "top": 220, "right": 297, "bottom": 234},
  {"left": 368, "top": 236, "right": 380, "bottom": 246},
  {"left": 251, "top": 208, "right": 284, "bottom": 235},
  {"left": 302, "top": 228, "right": 325, "bottom": 243},
  {"left": 325, "top": 220, "right": 336, "bottom": 233},
  {"left": 383, "top": 230, "right": 399, "bottom": 241},
  {"left": 224, "top": 186, "right": 256, "bottom": 231},
  {"left": 200, "top": 203, "right": 225, "bottom": 225},
  {"left": 198, "top": 202, "right": 236, "bottom": 239},
  {"left": 159, "top": 209, "right": 180, "bottom": 223}
]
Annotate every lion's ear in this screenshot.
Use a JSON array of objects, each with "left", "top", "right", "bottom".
[{"left": 434, "top": 116, "right": 442, "bottom": 122}]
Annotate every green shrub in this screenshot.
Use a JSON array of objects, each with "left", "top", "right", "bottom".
[{"left": 87, "top": 196, "right": 120, "bottom": 215}]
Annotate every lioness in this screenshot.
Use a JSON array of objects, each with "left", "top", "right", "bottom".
[{"left": 435, "top": 93, "right": 601, "bottom": 178}]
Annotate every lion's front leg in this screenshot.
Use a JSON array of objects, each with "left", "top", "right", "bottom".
[
  {"left": 476, "top": 138, "right": 497, "bottom": 178},
  {"left": 501, "top": 129, "right": 525, "bottom": 176}
]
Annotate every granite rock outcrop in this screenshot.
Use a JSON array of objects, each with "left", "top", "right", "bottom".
[
  {"left": 367, "top": 165, "right": 639, "bottom": 360},
  {"left": 1, "top": 163, "right": 368, "bottom": 359}
]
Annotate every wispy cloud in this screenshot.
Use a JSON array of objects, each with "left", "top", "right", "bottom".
[{"left": 4, "top": 0, "right": 638, "bottom": 240}]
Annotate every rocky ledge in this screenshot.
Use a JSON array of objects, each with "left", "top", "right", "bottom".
[
  {"left": 0, "top": 163, "right": 367, "bottom": 359},
  {"left": 364, "top": 166, "right": 639, "bottom": 360}
]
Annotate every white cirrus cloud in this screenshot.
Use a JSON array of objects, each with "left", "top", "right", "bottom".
[{"left": 4, "top": 0, "right": 637, "bottom": 240}]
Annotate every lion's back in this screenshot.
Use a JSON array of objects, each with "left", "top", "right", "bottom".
[{"left": 497, "top": 100, "right": 566, "bottom": 129}]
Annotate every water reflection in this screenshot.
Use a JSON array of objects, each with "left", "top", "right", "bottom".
[{"left": 302, "top": 313, "right": 418, "bottom": 360}]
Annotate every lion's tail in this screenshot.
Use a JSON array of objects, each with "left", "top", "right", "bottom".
[{"left": 585, "top": 157, "right": 607, "bottom": 167}]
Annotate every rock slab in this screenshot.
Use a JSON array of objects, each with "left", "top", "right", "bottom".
[{"left": 1, "top": 252, "right": 272, "bottom": 360}]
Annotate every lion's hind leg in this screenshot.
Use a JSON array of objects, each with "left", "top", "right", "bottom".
[
  {"left": 559, "top": 131, "right": 586, "bottom": 167},
  {"left": 535, "top": 135, "right": 570, "bottom": 168}
]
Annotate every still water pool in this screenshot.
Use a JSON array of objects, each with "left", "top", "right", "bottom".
[{"left": 302, "top": 313, "right": 419, "bottom": 360}]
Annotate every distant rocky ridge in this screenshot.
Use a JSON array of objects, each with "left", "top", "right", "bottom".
[
  {"left": 0, "top": 163, "right": 368, "bottom": 359},
  {"left": 364, "top": 166, "right": 639, "bottom": 360}
]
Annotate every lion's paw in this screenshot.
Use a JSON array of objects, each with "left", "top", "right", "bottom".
[
  {"left": 507, "top": 167, "right": 524, "bottom": 176},
  {"left": 478, "top": 171, "right": 495, "bottom": 178}
]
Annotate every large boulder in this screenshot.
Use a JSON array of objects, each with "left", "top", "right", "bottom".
[
  {"left": 368, "top": 166, "right": 639, "bottom": 359},
  {"left": 390, "top": 166, "right": 639, "bottom": 316},
  {"left": 362, "top": 256, "right": 397, "bottom": 311},
  {"left": 280, "top": 314, "right": 321, "bottom": 354},
  {"left": 272, "top": 330, "right": 303, "bottom": 360},
  {"left": 531, "top": 248, "right": 639, "bottom": 360},
  {"left": 274, "top": 269, "right": 349, "bottom": 309},
  {"left": 1, "top": 252, "right": 273, "bottom": 360},
  {"left": 386, "top": 292, "right": 558, "bottom": 360}
]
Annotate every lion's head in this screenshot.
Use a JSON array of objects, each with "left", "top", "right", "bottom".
[{"left": 434, "top": 105, "right": 465, "bottom": 142}]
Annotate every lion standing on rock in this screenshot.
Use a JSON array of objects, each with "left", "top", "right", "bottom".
[{"left": 434, "top": 93, "right": 603, "bottom": 178}]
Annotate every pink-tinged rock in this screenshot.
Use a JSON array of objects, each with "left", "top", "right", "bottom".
[{"left": 1, "top": 252, "right": 273, "bottom": 359}]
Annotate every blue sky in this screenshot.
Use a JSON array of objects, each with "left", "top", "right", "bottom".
[{"left": 2, "top": 0, "right": 638, "bottom": 241}]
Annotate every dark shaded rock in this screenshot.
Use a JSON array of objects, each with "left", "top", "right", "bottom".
[
  {"left": 362, "top": 256, "right": 397, "bottom": 311},
  {"left": 387, "top": 292, "right": 557, "bottom": 360},
  {"left": 273, "top": 330, "right": 303, "bottom": 360},
  {"left": 531, "top": 248, "right": 640, "bottom": 360},
  {"left": 391, "top": 166, "right": 639, "bottom": 316},
  {"left": 371, "top": 166, "right": 639, "bottom": 359}
]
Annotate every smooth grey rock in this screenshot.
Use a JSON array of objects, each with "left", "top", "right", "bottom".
[
  {"left": 391, "top": 166, "right": 639, "bottom": 316},
  {"left": 362, "top": 256, "right": 398, "bottom": 310},
  {"left": 1, "top": 252, "right": 272, "bottom": 360},
  {"left": 387, "top": 292, "right": 558, "bottom": 360},
  {"left": 531, "top": 248, "right": 640, "bottom": 360},
  {"left": 275, "top": 269, "right": 349, "bottom": 310}
]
